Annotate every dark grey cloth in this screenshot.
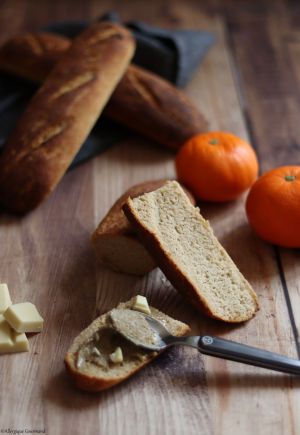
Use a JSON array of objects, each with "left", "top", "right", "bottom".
[
  {"left": 0, "top": 13, "right": 214, "bottom": 168},
  {"left": 48, "top": 12, "right": 214, "bottom": 87}
]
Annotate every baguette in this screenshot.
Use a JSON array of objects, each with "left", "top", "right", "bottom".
[
  {"left": 64, "top": 297, "right": 190, "bottom": 392},
  {"left": 92, "top": 179, "right": 195, "bottom": 275},
  {"left": 0, "top": 23, "right": 135, "bottom": 213},
  {"left": 0, "top": 31, "right": 208, "bottom": 150},
  {"left": 105, "top": 64, "right": 207, "bottom": 150},
  {"left": 123, "top": 181, "right": 259, "bottom": 323}
]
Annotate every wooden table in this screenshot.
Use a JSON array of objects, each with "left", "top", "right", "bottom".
[{"left": 0, "top": 1, "right": 299, "bottom": 434}]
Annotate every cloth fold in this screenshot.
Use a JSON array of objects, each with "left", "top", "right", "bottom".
[{"left": 0, "top": 13, "right": 214, "bottom": 168}]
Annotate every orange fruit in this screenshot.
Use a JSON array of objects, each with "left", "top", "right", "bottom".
[
  {"left": 246, "top": 166, "right": 300, "bottom": 247},
  {"left": 175, "top": 132, "right": 259, "bottom": 201}
]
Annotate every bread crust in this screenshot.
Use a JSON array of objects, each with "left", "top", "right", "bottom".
[
  {"left": 64, "top": 300, "right": 190, "bottom": 392},
  {"left": 123, "top": 199, "right": 217, "bottom": 318},
  {"left": 0, "top": 23, "right": 135, "bottom": 213},
  {"left": 93, "top": 179, "right": 195, "bottom": 238},
  {"left": 0, "top": 32, "right": 70, "bottom": 81},
  {"left": 0, "top": 31, "right": 208, "bottom": 151},
  {"left": 91, "top": 180, "right": 196, "bottom": 275},
  {"left": 94, "top": 180, "right": 169, "bottom": 238},
  {"left": 105, "top": 64, "right": 207, "bottom": 149},
  {"left": 123, "top": 187, "right": 259, "bottom": 323},
  {"left": 65, "top": 352, "right": 157, "bottom": 392}
]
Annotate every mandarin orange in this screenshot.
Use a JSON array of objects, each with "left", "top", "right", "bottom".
[
  {"left": 246, "top": 166, "right": 300, "bottom": 247},
  {"left": 176, "top": 132, "right": 258, "bottom": 202}
]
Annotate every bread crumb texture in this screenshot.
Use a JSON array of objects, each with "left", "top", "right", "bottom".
[{"left": 129, "top": 181, "right": 258, "bottom": 322}]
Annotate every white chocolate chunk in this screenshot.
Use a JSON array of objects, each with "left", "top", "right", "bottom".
[
  {"left": 4, "top": 302, "right": 43, "bottom": 333},
  {"left": 109, "top": 346, "right": 123, "bottom": 364},
  {"left": 131, "top": 295, "right": 151, "bottom": 315},
  {"left": 12, "top": 330, "right": 29, "bottom": 352},
  {"left": 0, "top": 315, "right": 29, "bottom": 354},
  {"left": 0, "top": 283, "right": 12, "bottom": 314},
  {"left": 0, "top": 315, "right": 13, "bottom": 351}
]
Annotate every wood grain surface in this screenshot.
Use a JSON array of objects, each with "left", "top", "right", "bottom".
[{"left": 0, "top": 1, "right": 299, "bottom": 435}]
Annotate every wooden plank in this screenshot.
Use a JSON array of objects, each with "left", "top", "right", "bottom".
[
  {"left": 280, "top": 249, "right": 300, "bottom": 347},
  {"left": 279, "top": 35, "right": 300, "bottom": 350},
  {"left": 220, "top": 3, "right": 300, "bottom": 433},
  {"left": 224, "top": 0, "right": 300, "bottom": 170},
  {"left": 271, "top": 7, "right": 300, "bottom": 352},
  {"left": 0, "top": 2, "right": 212, "bottom": 434},
  {"left": 176, "top": 4, "right": 300, "bottom": 435},
  {"left": 0, "top": 0, "right": 27, "bottom": 44},
  {"left": 224, "top": 0, "right": 300, "bottom": 340}
]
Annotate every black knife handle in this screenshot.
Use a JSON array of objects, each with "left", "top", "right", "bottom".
[{"left": 198, "top": 335, "right": 300, "bottom": 375}]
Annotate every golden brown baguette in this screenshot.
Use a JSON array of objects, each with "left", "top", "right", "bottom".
[
  {"left": 92, "top": 179, "right": 196, "bottom": 275},
  {"left": 0, "top": 23, "right": 135, "bottom": 213},
  {"left": 123, "top": 181, "right": 259, "bottom": 323},
  {"left": 65, "top": 297, "right": 190, "bottom": 392},
  {"left": 0, "top": 31, "right": 208, "bottom": 150}
]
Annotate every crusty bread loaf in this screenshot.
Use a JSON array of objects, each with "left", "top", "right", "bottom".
[
  {"left": 65, "top": 297, "right": 190, "bottom": 392},
  {"left": 0, "top": 31, "right": 208, "bottom": 150},
  {"left": 92, "top": 180, "right": 196, "bottom": 275},
  {"left": 0, "top": 23, "right": 135, "bottom": 213},
  {"left": 123, "top": 181, "right": 259, "bottom": 323},
  {"left": 105, "top": 64, "right": 207, "bottom": 150},
  {"left": 0, "top": 32, "right": 70, "bottom": 82}
]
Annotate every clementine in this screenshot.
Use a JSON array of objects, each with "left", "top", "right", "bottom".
[
  {"left": 246, "top": 166, "right": 300, "bottom": 247},
  {"left": 176, "top": 132, "right": 259, "bottom": 201}
]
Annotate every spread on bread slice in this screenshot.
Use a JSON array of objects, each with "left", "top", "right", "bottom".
[
  {"left": 123, "top": 180, "right": 259, "bottom": 323},
  {"left": 64, "top": 296, "right": 190, "bottom": 392},
  {"left": 92, "top": 180, "right": 195, "bottom": 276}
]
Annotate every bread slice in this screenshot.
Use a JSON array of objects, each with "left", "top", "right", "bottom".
[
  {"left": 64, "top": 297, "right": 190, "bottom": 392},
  {"left": 123, "top": 181, "right": 259, "bottom": 323},
  {"left": 92, "top": 180, "right": 195, "bottom": 275}
]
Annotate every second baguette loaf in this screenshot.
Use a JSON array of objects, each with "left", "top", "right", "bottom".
[
  {"left": 92, "top": 179, "right": 196, "bottom": 275},
  {"left": 0, "top": 32, "right": 70, "bottom": 82},
  {"left": 0, "top": 31, "right": 208, "bottom": 151},
  {"left": 105, "top": 64, "right": 207, "bottom": 150},
  {"left": 0, "top": 23, "right": 135, "bottom": 213}
]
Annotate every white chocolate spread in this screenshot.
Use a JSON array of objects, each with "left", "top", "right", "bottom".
[
  {"left": 109, "top": 309, "right": 158, "bottom": 346},
  {"left": 76, "top": 313, "right": 157, "bottom": 371}
]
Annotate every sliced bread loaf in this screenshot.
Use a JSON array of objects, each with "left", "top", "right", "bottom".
[
  {"left": 123, "top": 181, "right": 259, "bottom": 323},
  {"left": 92, "top": 180, "right": 195, "bottom": 275},
  {"left": 64, "top": 297, "right": 190, "bottom": 392}
]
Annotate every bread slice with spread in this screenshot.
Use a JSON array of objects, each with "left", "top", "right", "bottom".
[{"left": 65, "top": 297, "right": 190, "bottom": 392}]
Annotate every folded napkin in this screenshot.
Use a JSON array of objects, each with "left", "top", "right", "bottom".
[{"left": 0, "top": 12, "right": 214, "bottom": 168}]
